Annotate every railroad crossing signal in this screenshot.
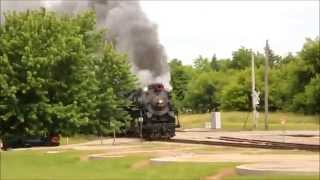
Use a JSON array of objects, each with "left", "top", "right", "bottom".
[{"left": 253, "top": 90, "right": 260, "bottom": 107}]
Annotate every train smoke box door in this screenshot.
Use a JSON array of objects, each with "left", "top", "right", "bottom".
[{"left": 211, "top": 112, "right": 221, "bottom": 129}]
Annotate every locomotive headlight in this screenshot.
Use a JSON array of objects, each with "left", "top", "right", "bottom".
[
  {"left": 158, "top": 99, "right": 164, "bottom": 104},
  {"left": 138, "top": 117, "right": 143, "bottom": 122},
  {"left": 143, "top": 87, "right": 148, "bottom": 92}
]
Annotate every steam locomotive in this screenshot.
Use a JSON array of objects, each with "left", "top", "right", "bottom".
[{"left": 128, "top": 83, "right": 177, "bottom": 139}]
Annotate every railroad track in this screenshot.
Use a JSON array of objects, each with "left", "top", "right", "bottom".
[
  {"left": 168, "top": 136, "right": 320, "bottom": 152},
  {"left": 219, "top": 136, "right": 320, "bottom": 151}
]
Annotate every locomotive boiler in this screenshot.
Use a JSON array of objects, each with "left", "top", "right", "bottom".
[{"left": 128, "top": 83, "right": 176, "bottom": 139}]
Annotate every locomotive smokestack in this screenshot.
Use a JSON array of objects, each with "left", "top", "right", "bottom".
[{"left": 1, "top": 0, "right": 171, "bottom": 90}]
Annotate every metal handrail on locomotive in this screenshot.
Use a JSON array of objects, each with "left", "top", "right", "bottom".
[{"left": 128, "top": 83, "right": 177, "bottom": 139}]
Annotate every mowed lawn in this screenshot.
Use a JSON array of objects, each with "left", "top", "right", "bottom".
[
  {"left": 0, "top": 150, "right": 235, "bottom": 180},
  {"left": 179, "top": 111, "right": 319, "bottom": 130},
  {"left": 1, "top": 111, "right": 319, "bottom": 180},
  {"left": 1, "top": 150, "right": 318, "bottom": 180}
]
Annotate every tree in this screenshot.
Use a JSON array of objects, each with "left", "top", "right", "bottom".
[
  {"left": 216, "top": 58, "right": 232, "bottom": 71},
  {"left": 280, "top": 53, "right": 296, "bottom": 65},
  {"left": 210, "top": 54, "right": 219, "bottom": 71},
  {"left": 230, "top": 47, "right": 251, "bottom": 69},
  {"left": 299, "top": 37, "right": 320, "bottom": 74},
  {"left": 230, "top": 48, "right": 270, "bottom": 70},
  {"left": 291, "top": 75, "right": 320, "bottom": 114},
  {"left": 168, "top": 39, "right": 319, "bottom": 114},
  {"left": 169, "top": 59, "right": 192, "bottom": 111},
  {"left": 302, "top": 75, "right": 320, "bottom": 114},
  {"left": 184, "top": 71, "right": 224, "bottom": 113},
  {"left": 85, "top": 44, "right": 136, "bottom": 136},
  {"left": 290, "top": 37, "right": 320, "bottom": 114},
  {"left": 193, "top": 56, "right": 211, "bottom": 72},
  {"left": 0, "top": 9, "right": 136, "bottom": 137},
  {"left": 220, "top": 69, "right": 252, "bottom": 111}
]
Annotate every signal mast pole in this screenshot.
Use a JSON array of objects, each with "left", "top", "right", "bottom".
[
  {"left": 0, "top": 0, "right": 2, "bottom": 26},
  {"left": 264, "top": 40, "right": 270, "bottom": 130},
  {"left": 251, "top": 51, "right": 257, "bottom": 129}
]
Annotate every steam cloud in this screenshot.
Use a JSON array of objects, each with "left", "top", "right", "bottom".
[{"left": 1, "top": 0, "right": 171, "bottom": 90}]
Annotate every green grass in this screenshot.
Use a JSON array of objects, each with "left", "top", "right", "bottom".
[
  {"left": 179, "top": 111, "right": 320, "bottom": 130},
  {"left": 1, "top": 150, "right": 318, "bottom": 180},
  {"left": 224, "top": 175, "right": 319, "bottom": 180},
  {"left": 0, "top": 150, "right": 236, "bottom": 180}
]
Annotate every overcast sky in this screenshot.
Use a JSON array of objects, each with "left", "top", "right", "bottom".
[
  {"left": 140, "top": 1, "right": 319, "bottom": 64},
  {"left": 1, "top": 1, "right": 318, "bottom": 65}
]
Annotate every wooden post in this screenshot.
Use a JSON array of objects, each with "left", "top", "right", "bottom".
[{"left": 264, "top": 40, "right": 270, "bottom": 130}]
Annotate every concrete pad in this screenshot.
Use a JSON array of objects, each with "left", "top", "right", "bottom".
[
  {"left": 236, "top": 161, "right": 320, "bottom": 175},
  {"left": 150, "top": 153, "right": 319, "bottom": 163},
  {"left": 151, "top": 152, "right": 319, "bottom": 176}
]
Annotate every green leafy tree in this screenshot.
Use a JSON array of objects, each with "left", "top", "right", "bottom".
[
  {"left": 302, "top": 75, "right": 320, "bottom": 114},
  {"left": 291, "top": 75, "right": 320, "bottom": 114},
  {"left": 210, "top": 54, "right": 219, "bottom": 71},
  {"left": 0, "top": 9, "right": 135, "bottom": 137},
  {"left": 193, "top": 56, "right": 212, "bottom": 72},
  {"left": 0, "top": 9, "right": 91, "bottom": 137},
  {"left": 216, "top": 58, "right": 232, "bottom": 71},
  {"left": 86, "top": 44, "right": 136, "bottom": 135},
  {"left": 184, "top": 71, "right": 224, "bottom": 112},
  {"left": 280, "top": 53, "right": 297, "bottom": 65},
  {"left": 230, "top": 48, "right": 268, "bottom": 70},
  {"left": 220, "top": 69, "right": 252, "bottom": 111},
  {"left": 169, "top": 59, "right": 192, "bottom": 111},
  {"left": 230, "top": 47, "right": 251, "bottom": 69},
  {"left": 299, "top": 37, "right": 320, "bottom": 74},
  {"left": 289, "top": 38, "right": 320, "bottom": 114},
  {"left": 168, "top": 38, "right": 319, "bottom": 114}
]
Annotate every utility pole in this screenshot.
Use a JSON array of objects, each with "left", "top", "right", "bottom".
[
  {"left": 0, "top": 0, "right": 2, "bottom": 26},
  {"left": 264, "top": 40, "right": 270, "bottom": 130},
  {"left": 251, "top": 51, "right": 257, "bottom": 129}
]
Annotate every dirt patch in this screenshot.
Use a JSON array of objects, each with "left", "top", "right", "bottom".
[
  {"left": 204, "top": 168, "right": 236, "bottom": 180},
  {"left": 131, "top": 160, "right": 151, "bottom": 170}
]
